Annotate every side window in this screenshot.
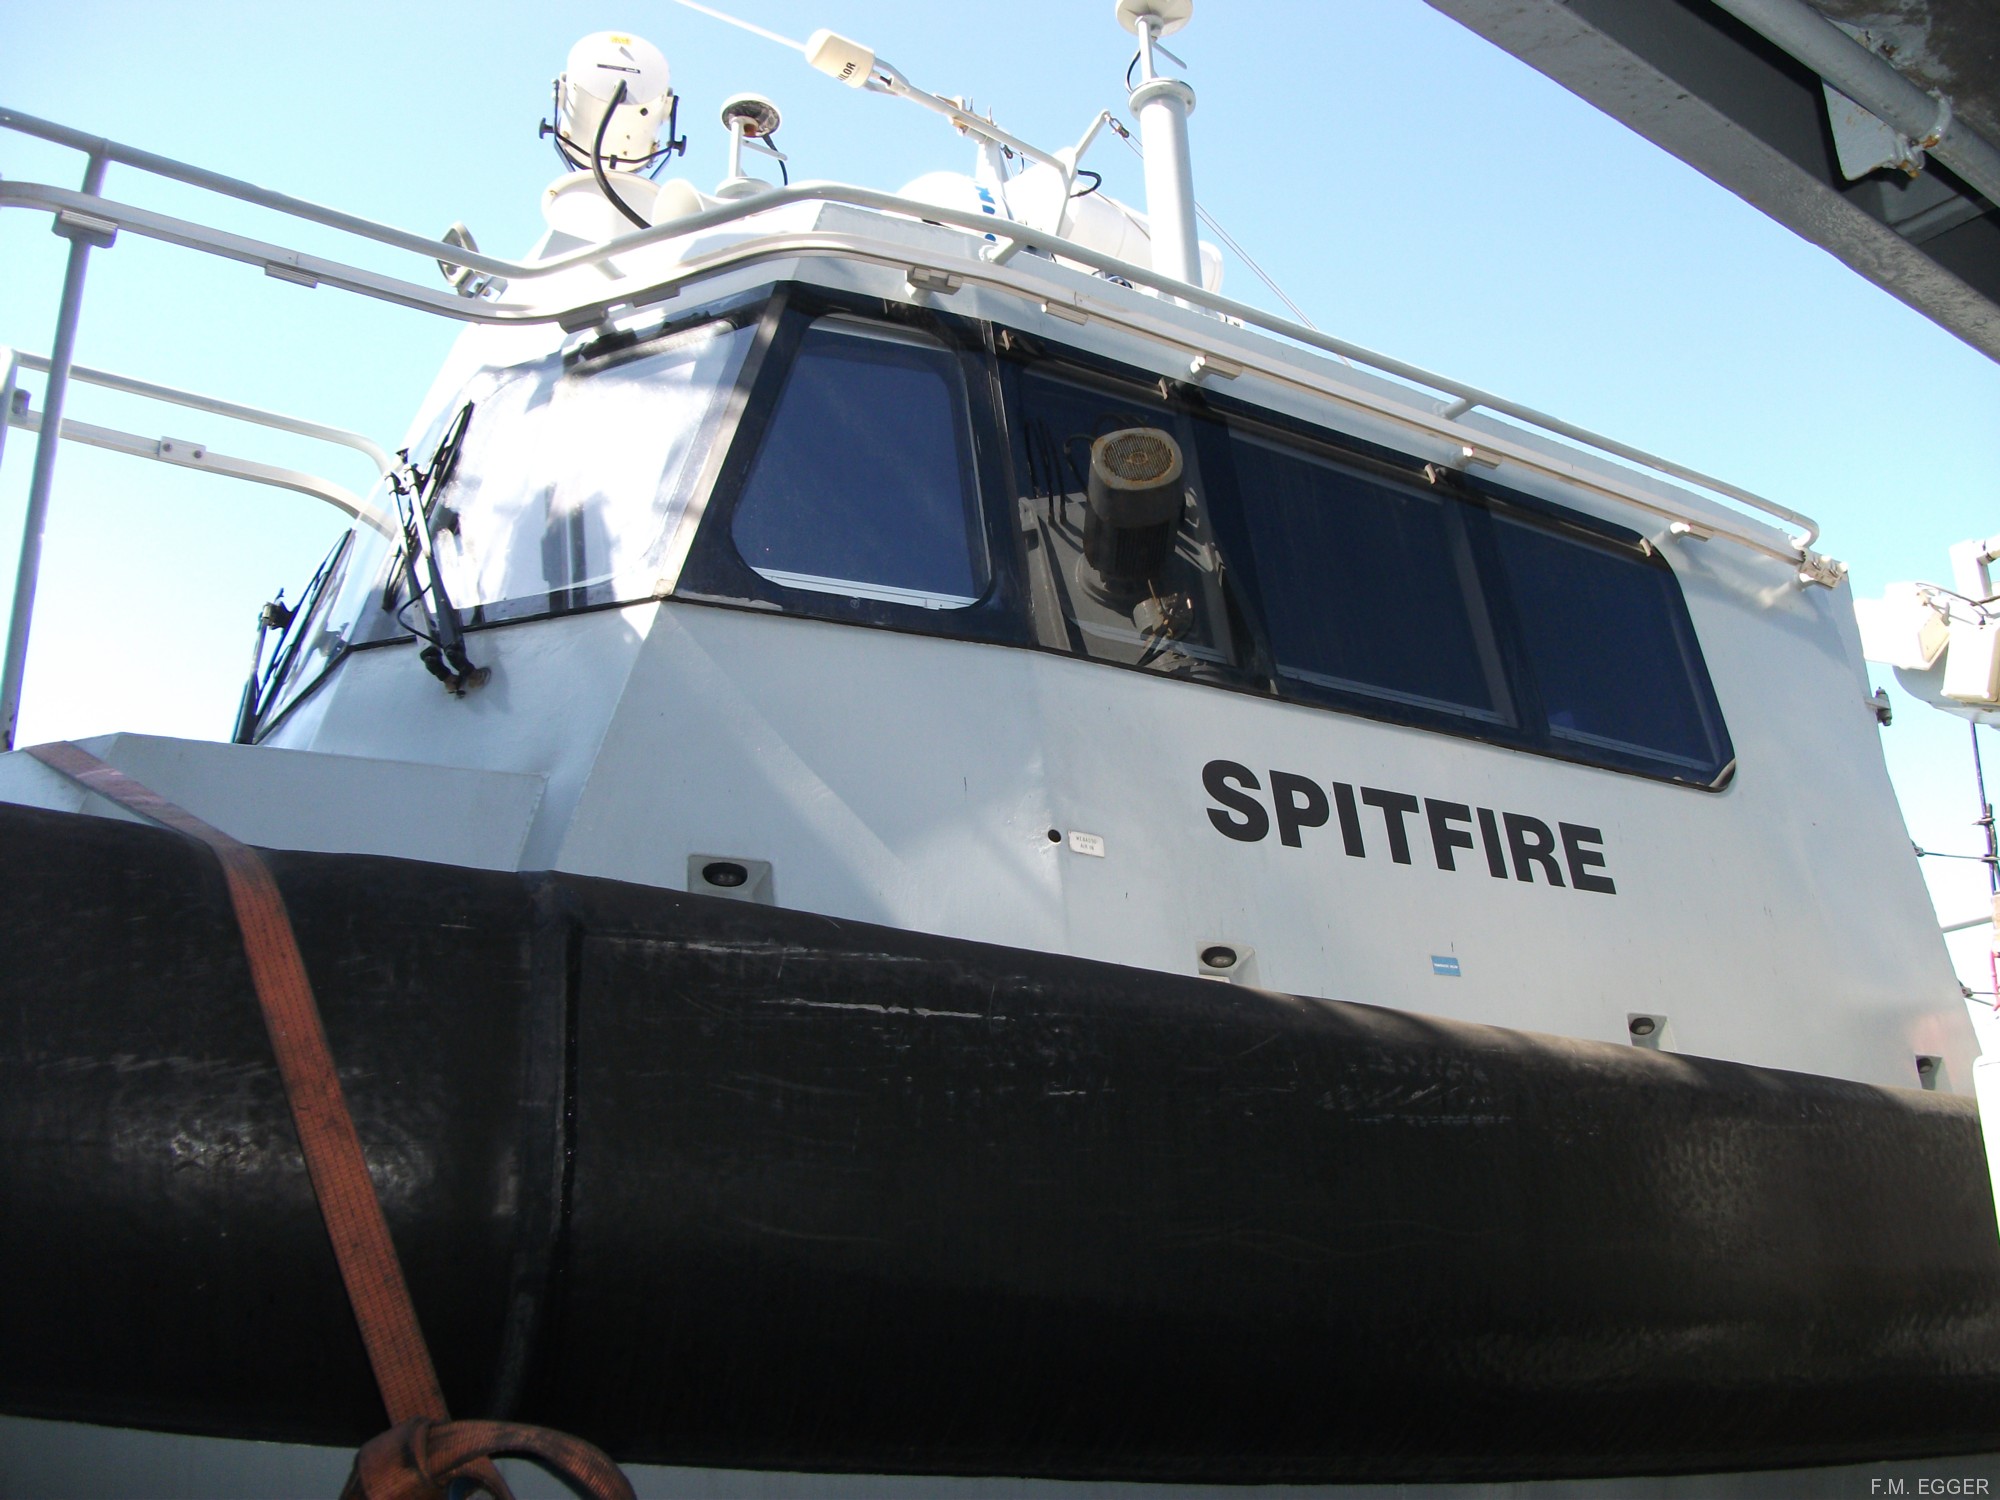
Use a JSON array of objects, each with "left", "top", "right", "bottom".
[
  {"left": 428, "top": 319, "right": 752, "bottom": 613},
  {"left": 1221, "top": 433, "right": 1510, "bottom": 723},
  {"left": 730, "top": 317, "right": 989, "bottom": 608},
  {"left": 1492, "top": 517, "right": 1727, "bottom": 772},
  {"left": 1012, "top": 367, "right": 1243, "bottom": 681}
]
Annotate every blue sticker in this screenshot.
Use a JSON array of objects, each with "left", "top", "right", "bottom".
[{"left": 1431, "top": 955, "right": 1461, "bottom": 977}]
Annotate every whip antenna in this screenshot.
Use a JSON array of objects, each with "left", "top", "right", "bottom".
[{"left": 665, "top": 0, "right": 807, "bottom": 52}]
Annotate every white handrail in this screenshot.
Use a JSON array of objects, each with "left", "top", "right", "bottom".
[
  {"left": 0, "top": 106, "right": 1825, "bottom": 554},
  {"left": 10, "top": 352, "right": 393, "bottom": 478},
  {"left": 0, "top": 176, "right": 1826, "bottom": 562},
  {"left": 5, "top": 408, "right": 393, "bottom": 534}
]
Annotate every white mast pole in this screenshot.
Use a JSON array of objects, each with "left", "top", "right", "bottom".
[{"left": 1120, "top": 1, "right": 1199, "bottom": 288}]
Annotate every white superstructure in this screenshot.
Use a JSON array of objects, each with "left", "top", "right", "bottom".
[
  {"left": 5, "top": 6, "right": 1999, "bottom": 1495},
  {"left": 0, "top": 7, "right": 1973, "bottom": 1100}
]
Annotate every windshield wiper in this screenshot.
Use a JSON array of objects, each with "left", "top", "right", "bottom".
[
  {"left": 232, "top": 532, "right": 354, "bottom": 743},
  {"left": 389, "top": 401, "right": 487, "bottom": 695}
]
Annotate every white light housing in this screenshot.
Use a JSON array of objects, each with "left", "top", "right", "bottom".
[
  {"left": 1855, "top": 582, "right": 1950, "bottom": 672},
  {"left": 805, "top": 29, "right": 875, "bottom": 88},
  {"left": 1943, "top": 616, "right": 2000, "bottom": 704},
  {"left": 560, "top": 32, "right": 674, "bottom": 167}
]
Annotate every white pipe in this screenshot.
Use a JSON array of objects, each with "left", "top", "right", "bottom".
[
  {"left": 2, "top": 151, "right": 103, "bottom": 754},
  {"left": 869, "top": 64, "right": 1070, "bottom": 179},
  {"left": 11, "top": 351, "right": 392, "bottom": 477},
  {"left": 6, "top": 408, "right": 392, "bottom": 534},
  {"left": 0, "top": 179, "right": 1824, "bottom": 549},
  {"left": 1131, "top": 77, "right": 1201, "bottom": 286},
  {"left": 1710, "top": 0, "right": 2000, "bottom": 208},
  {"left": 1126, "top": 13, "right": 1201, "bottom": 289}
]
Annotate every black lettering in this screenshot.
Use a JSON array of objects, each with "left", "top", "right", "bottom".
[
  {"left": 1561, "top": 822, "right": 1616, "bottom": 894},
  {"left": 1476, "top": 807, "right": 1507, "bottom": 878},
  {"left": 1504, "top": 813, "right": 1565, "bottom": 886},
  {"left": 1426, "top": 799, "right": 1476, "bottom": 871},
  {"left": 1361, "top": 787, "right": 1420, "bottom": 865},
  {"left": 1270, "top": 771, "right": 1330, "bottom": 848},
  {"left": 1204, "top": 760, "right": 1269, "bottom": 842},
  {"left": 1331, "top": 781, "right": 1366, "bottom": 858}
]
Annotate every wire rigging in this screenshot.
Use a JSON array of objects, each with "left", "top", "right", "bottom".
[
  {"left": 639, "top": 3, "right": 1324, "bottom": 345},
  {"left": 1105, "top": 117, "right": 1324, "bottom": 336},
  {"left": 666, "top": 0, "right": 807, "bottom": 52}
]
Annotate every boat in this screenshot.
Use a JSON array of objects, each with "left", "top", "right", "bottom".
[{"left": 4, "top": 2, "right": 2000, "bottom": 1493}]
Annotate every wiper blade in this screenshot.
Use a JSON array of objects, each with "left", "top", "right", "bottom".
[
  {"left": 233, "top": 531, "right": 352, "bottom": 744},
  {"left": 388, "top": 401, "right": 487, "bottom": 696}
]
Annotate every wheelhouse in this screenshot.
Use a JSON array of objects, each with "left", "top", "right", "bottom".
[{"left": 255, "top": 283, "right": 1735, "bottom": 794}]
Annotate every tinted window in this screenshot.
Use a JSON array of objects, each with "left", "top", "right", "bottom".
[
  {"left": 732, "top": 319, "right": 987, "bottom": 608},
  {"left": 1493, "top": 517, "right": 1724, "bottom": 770},
  {"left": 1226, "top": 434, "right": 1509, "bottom": 721},
  {"left": 1012, "top": 368, "right": 1243, "bottom": 680}
]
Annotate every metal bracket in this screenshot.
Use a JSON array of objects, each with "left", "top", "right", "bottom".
[
  {"left": 1040, "top": 296, "right": 1089, "bottom": 325},
  {"left": 437, "top": 222, "right": 506, "bottom": 300},
  {"left": 1188, "top": 353, "right": 1241, "bottom": 381},
  {"left": 263, "top": 259, "right": 319, "bottom": 289},
  {"left": 52, "top": 209, "right": 116, "bottom": 248},
  {"left": 559, "top": 304, "right": 626, "bottom": 334},
  {"left": 907, "top": 266, "right": 963, "bottom": 295},
  {"left": 1797, "top": 549, "right": 1848, "bottom": 589}
]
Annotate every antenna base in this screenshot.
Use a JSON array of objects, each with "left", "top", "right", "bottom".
[{"left": 1128, "top": 77, "right": 1196, "bottom": 118}]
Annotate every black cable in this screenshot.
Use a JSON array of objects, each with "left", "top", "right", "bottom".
[
  {"left": 549, "top": 78, "right": 685, "bottom": 180},
  {"left": 1975, "top": 723, "right": 1999, "bottom": 895},
  {"left": 592, "top": 82, "right": 652, "bottom": 230},
  {"left": 1069, "top": 169, "right": 1102, "bottom": 199},
  {"left": 1126, "top": 51, "right": 1141, "bottom": 91},
  {"left": 394, "top": 594, "right": 441, "bottom": 646}
]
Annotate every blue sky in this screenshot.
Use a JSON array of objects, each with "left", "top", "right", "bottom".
[{"left": 4, "top": 0, "right": 2000, "bottom": 981}]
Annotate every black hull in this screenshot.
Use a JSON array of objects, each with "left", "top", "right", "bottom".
[{"left": 4, "top": 799, "right": 1999, "bottom": 1483}]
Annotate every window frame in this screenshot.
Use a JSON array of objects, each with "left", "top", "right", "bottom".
[
  {"left": 675, "top": 287, "right": 1032, "bottom": 649},
  {"left": 264, "top": 276, "right": 1735, "bottom": 793},
  {"left": 249, "top": 287, "right": 773, "bottom": 742},
  {"left": 1184, "top": 380, "right": 1736, "bottom": 789},
  {"left": 1201, "top": 422, "right": 1520, "bottom": 731},
  {"left": 999, "top": 353, "right": 1261, "bottom": 690}
]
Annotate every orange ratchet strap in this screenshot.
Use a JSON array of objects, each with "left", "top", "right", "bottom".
[{"left": 27, "top": 741, "right": 631, "bottom": 1500}]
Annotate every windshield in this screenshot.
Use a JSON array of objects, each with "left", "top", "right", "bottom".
[
  {"left": 254, "top": 316, "right": 753, "bottom": 734},
  {"left": 430, "top": 319, "right": 753, "bottom": 611}
]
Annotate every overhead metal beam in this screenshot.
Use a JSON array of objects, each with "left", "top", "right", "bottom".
[{"left": 1425, "top": 0, "right": 2000, "bottom": 364}]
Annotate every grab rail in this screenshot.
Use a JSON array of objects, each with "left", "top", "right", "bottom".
[
  {"left": 0, "top": 106, "right": 1824, "bottom": 552},
  {"left": 0, "top": 104, "right": 1842, "bottom": 745}
]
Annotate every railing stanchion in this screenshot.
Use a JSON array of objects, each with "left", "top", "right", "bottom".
[{"left": 3, "top": 151, "right": 106, "bottom": 751}]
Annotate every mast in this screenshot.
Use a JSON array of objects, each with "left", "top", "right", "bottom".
[{"left": 1118, "top": 0, "right": 1200, "bottom": 287}]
